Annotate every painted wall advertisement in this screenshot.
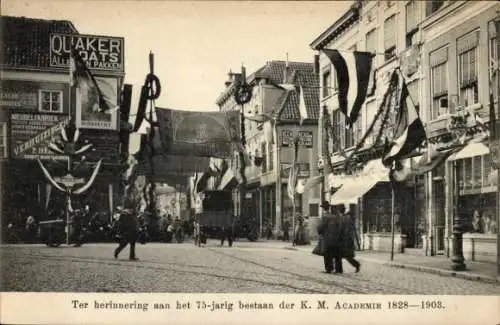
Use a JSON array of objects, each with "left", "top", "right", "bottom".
[
  {"left": 49, "top": 34, "right": 124, "bottom": 74},
  {"left": 76, "top": 77, "right": 118, "bottom": 130},
  {"left": 10, "top": 112, "right": 70, "bottom": 160}
]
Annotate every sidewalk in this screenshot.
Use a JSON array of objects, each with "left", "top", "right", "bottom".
[{"left": 251, "top": 240, "right": 500, "bottom": 283}]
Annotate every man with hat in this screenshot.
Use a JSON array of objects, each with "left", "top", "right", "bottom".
[
  {"left": 317, "top": 201, "right": 342, "bottom": 273},
  {"left": 114, "top": 201, "right": 139, "bottom": 261}
]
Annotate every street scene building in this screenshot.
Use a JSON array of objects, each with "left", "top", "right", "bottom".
[
  {"left": 0, "top": 0, "right": 499, "bottom": 304},
  {"left": 0, "top": 16, "right": 129, "bottom": 227}
]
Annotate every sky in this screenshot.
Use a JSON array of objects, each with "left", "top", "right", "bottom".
[
  {"left": 3, "top": 0, "right": 352, "bottom": 152},
  {"left": 3, "top": 0, "right": 351, "bottom": 112}
]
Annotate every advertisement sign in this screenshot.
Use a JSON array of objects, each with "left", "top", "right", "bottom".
[
  {"left": 10, "top": 112, "right": 70, "bottom": 160},
  {"left": 280, "top": 163, "right": 310, "bottom": 178},
  {"left": 281, "top": 129, "right": 313, "bottom": 148},
  {"left": 76, "top": 77, "right": 118, "bottom": 130},
  {"left": 0, "top": 90, "right": 37, "bottom": 110},
  {"left": 50, "top": 33, "right": 124, "bottom": 73},
  {"left": 298, "top": 131, "right": 313, "bottom": 148}
]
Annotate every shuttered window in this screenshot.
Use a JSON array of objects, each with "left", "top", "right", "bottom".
[
  {"left": 366, "top": 28, "right": 377, "bottom": 54},
  {"left": 430, "top": 47, "right": 448, "bottom": 119},
  {"left": 457, "top": 31, "right": 479, "bottom": 107},
  {"left": 384, "top": 15, "right": 396, "bottom": 61}
]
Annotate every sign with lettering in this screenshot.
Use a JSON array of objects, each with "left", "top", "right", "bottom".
[
  {"left": 10, "top": 112, "right": 70, "bottom": 159},
  {"left": 281, "top": 129, "right": 314, "bottom": 148},
  {"left": 50, "top": 33, "right": 124, "bottom": 73},
  {"left": 298, "top": 131, "right": 313, "bottom": 148},
  {"left": 281, "top": 130, "right": 294, "bottom": 147},
  {"left": 80, "top": 130, "right": 120, "bottom": 164},
  {"left": 0, "top": 90, "right": 37, "bottom": 110}
]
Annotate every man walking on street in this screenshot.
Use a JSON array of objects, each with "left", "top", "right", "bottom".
[
  {"left": 317, "top": 201, "right": 342, "bottom": 273},
  {"left": 114, "top": 203, "right": 139, "bottom": 261},
  {"left": 338, "top": 204, "right": 361, "bottom": 273}
]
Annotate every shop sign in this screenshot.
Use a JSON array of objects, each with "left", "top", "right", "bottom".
[
  {"left": 281, "top": 129, "right": 313, "bottom": 148},
  {"left": 81, "top": 130, "right": 120, "bottom": 164},
  {"left": 10, "top": 112, "right": 70, "bottom": 159},
  {"left": 0, "top": 90, "right": 37, "bottom": 110},
  {"left": 280, "top": 163, "right": 310, "bottom": 178},
  {"left": 50, "top": 33, "right": 124, "bottom": 73}
]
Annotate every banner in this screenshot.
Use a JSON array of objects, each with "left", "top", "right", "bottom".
[
  {"left": 76, "top": 77, "right": 118, "bottom": 130},
  {"left": 135, "top": 155, "right": 210, "bottom": 177},
  {"left": 155, "top": 108, "right": 241, "bottom": 158},
  {"left": 50, "top": 33, "right": 124, "bottom": 74},
  {"left": 10, "top": 112, "right": 70, "bottom": 160}
]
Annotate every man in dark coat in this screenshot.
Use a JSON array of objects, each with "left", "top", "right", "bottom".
[
  {"left": 114, "top": 205, "right": 139, "bottom": 261},
  {"left": 338, "top": 204, "right": 361, "bottom": 273},
  {"left": 317, "top": 201, "right": 342, "bottom": 273}
]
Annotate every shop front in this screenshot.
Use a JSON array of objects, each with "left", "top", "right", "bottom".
[{"left": 447, "top": 142, "right": 498, "bottom": 263}]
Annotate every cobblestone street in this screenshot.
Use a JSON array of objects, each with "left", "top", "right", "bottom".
[{"left": 1, "top": 241, "right": 499, "bottom": 294}]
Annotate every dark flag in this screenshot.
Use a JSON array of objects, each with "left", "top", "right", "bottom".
[
  {"left": 322, "top": 49, "right": 374, "bottom": 127},
  {"left": 70, "top": 49, "right": 111, "bottom": 112},
  {"left": 382, "top": 70, "right": 426, "bottom": 166}
]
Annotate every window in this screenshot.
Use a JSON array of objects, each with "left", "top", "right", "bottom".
[
  {"left": 457, "top": 31, "right": 479, "bottom": 107},
  {"left": 426, "top": 0, "right": 444, "bottom": 17},
  {"left": 333, "top": 109, "right": 343, "bottom": 151},
  {"left": 261, "top": 142, "right": 267, "bottom": 173},
  {"left": 345, "top": 118, "right": 355, "bottom": 148},
  {"left": 322, "top": 69, "right": 331, "bottom": 98},
  {"left": 0, "top": 122, "right": 7, "bottom": 158},
  {"left": 405, "top": 1, "right": 419, "bottom": 48},
  {"left": 366, "top": 28, "right": 377, "bottom": 55},
  {"left": 384, "top": 15, "right": 396, "bottom": 61},
  {"left": 355, "top": 112, "right": 363, "bottom": 143},
  {"left": 39, "top": 90, "right": 63, "bottom": 113},
  {"left": 269, "top": 147, "right": 274, "bottom": 171},
  {"left": 429, "top": 47, "right": 448, "bottom": 119}
]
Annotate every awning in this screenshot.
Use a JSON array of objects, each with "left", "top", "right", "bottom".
[
  {"left": 329, "top": 175, "right": 380, "bottom": 205},
  {"left": 448, "top": 142, "right": 489, "bottom": 161},
  {"left": 329, "top": 159, "right": 389, "bottom": 205}
]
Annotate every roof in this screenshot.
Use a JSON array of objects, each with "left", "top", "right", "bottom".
[
  {"left": 261, "top": 61, "right": 320, "bottom": 121},
  {"left": 1, "top": 16, "right": 78, "bottom": 70}
]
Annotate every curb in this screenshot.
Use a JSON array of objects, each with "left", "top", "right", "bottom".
[{"left": 355, "top": 256, "right": 500, "bottom": 284}]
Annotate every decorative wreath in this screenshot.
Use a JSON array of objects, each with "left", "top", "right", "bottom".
[{"left": 234, "top": 83, "right": 253, "bottom": 105}]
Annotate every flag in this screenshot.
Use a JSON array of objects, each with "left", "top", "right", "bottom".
[
  {"left": 70, "top": 49, "right": 111, "bottom": 112},
  {"left": 298, "top": 85, "right": 308, "bottom": 125},
  {"left": 244, "top": 113, "right": 272, "bottom": 123},
  {"left": 287, "top": 137, "right": 300, "bottom": 200},
  {"left": 382, "top": 70, "right": 427, "bottom": 166},
  {"left": 322, "top": 49, "right": 374, "bottom": 127}
]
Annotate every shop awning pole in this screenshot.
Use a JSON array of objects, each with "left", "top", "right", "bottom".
[{"left": 390, "top": 183, "right": 395, "bottom": 261}]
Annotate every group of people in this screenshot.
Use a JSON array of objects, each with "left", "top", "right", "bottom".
[{"left": 316, "top": 201, "right": 361, "bottom": 274}]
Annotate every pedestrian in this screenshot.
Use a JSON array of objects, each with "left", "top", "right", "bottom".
[
  {"left": 283, "top": 218, "right": 290, "bottom": 242},
  {"left": 193, "top": 219, "right": 201, "bottom": 247},
  {"left": 317, "top": 201, "right": 342, "bottom": 274},
  {"left": 220, "top": 219, "right": 234, "bottom": 247},
  {"left": 70, "top": 210, "right": 84, "bottom": 247},
  {"left": 338, "top": 204, "right": 361, "bottom": 273},
  {"left": 114, "top": 204, "right": 139, "bottom": 261}
]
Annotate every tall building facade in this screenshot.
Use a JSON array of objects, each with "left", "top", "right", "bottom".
[
  {"left": 0, "top": 16, "right": 128, "bottom": 226},
  {"left": 311, "top": 0, "right": 499, "bottom": 261},
  {"left": 215, "top": 61, "right": 320, "bottom": 237}
]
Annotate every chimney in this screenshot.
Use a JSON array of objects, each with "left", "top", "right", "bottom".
[
  {"left": 283, "top": 53, "right": 289, "bottom": 83},
  {"left": 314, "top": 54, "right": 320, "bottom": 74},
  {"left": 225, "top": 69, "right": 233, "bottom": 87}
]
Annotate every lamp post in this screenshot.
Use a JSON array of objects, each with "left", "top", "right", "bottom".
[{"left": 450, "top": 160, "right": 466, "bottom": 271}]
